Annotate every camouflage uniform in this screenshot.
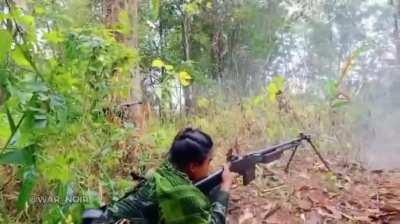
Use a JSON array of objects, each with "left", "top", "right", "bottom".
[{"left": 104, "top": 162, "right": 229, "bottom": 224}]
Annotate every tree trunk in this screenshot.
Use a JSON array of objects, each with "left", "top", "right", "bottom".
[
  {"left": 182, "top": 12, "right": 193, "bottom": 114},
  {"left": 127, "top": 0, "right": 142, "bottom": 104},
  {"left": 104, "top": 0, "right": 123, "bottom": 41},
  {"left": 211, "top": 0, "right": 226, "bottom": 81},
  {"left": 104, "top": 0, "right": 148, "bottom": 131}
]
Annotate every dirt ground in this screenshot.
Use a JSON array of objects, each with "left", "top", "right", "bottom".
[{"left": 227, "top": 151, "right": 400, "bottom": 224}]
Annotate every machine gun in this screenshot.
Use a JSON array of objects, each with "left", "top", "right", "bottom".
[{"left": 195, "top": 133, "right": 331, "bottom": 195}]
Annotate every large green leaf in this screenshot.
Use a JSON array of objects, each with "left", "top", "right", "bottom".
[
  {"left": 11, "top": 48, "right": 32, "bottom": 69},
  {"left": 0, "top": 30, "right": 12, "bottom": 62},
  {"left": 17, "top": 14, "right": 35, "bottom": 29},
  {"left": 17, "top": 166, "right": 38, "bottom": 210},
  {"left": 0, "top": 86, "right": 9, "bottom": 106},
  {"left": 0, "top": 113, "right": 11, "bottom": 141},
  {"left": 5, "top": 107, "right": 16, "bottom": 133},
  {"left": 0, "top": 145, "right": 35, "bottom": 165}
]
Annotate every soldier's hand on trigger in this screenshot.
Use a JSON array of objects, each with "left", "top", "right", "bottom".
[{"left": 220, "top": 163, "right": 235, "bottom": 192}]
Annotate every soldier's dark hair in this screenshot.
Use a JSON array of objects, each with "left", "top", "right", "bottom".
[{"left": 168, "top": 127, "right": 213, "bottom": 170}]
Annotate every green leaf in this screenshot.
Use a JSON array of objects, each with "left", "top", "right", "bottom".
[
  {"left": 17, "top": 166, "right": 38, "bottom": 210},
  {"left": 25, "top": 80, "right": 48, "bottom": 92},
  {"left": 5, "top": 107, "right": 16, "bottom": 133},
  {"left": 267, "top": 76, "right": 286, "bottom": 102},
  {"left": 151, "top": 0, "right": 160, "bottom": 19},
  {"left": 49, "top": 94, "right": 65, "bottom": 110},
  {"left": 0, "top": 30, "right": 12, "bottom": 62},
  {"left": 178, "top": 71, "right": 193, "bottom": 87},
  {"left": 184, "top": 2, "right": 201, "bottom": 15},
  {"left": 12, "top": 9, "right": 36, "bottom": 41},
  {"left": 34, "top": 6, "right": 46, "bottom": 15},
  {"left": 252, "top": 95, "right": 264, "bottom": 106},
  {"left": 267, "top": 83, "right": 278, "bottom": 102},
  {"left": 14, "top": 12, "right": 35, "bottom": 31},
  {"left": 0, "top": 113, "right": 11, "bottom": 141},
  {"left": 0, "top": 145, "right": 35, "bottom": 165},
  {"left": 44, "top": 31, "right": 65, "bottom": 44},
  {"left": 39, "top": 155, "right": 72, "bottom": 184},
  {"left": 0, "top": 13, "right": 11, "bottom": 22},
  {"left": 273, "top": 76, "right": 286, "bottom": 90},
  {"left": 165, "top": 65, "right": 174, "bottom": 71},
  {"left": 34, "top": 114, "right": 47, "bottom": 128},
  {"left": 0, "top": 72, "right": 9, "bottom": 105},
  {"left": 20, "top": 15, "right": 35, "bottom": 27},
  {"left": 325, "top": 80, "right": 338, "bottom": 99},
  {"left": 151, "top": 59, "right": 165, "bottom": 68},
  {"left": 11, "top": 48, "right": 32, "bottom": 69}
]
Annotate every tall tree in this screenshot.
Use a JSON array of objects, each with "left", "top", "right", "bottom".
[
  {"left": 181, "top": 5, "right": 193, "bottom": 114},
  {"left": 104, "top": 0, "right": 147, "bottom": 130}
]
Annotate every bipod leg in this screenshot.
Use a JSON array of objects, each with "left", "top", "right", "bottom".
[
  {"left": 307, "top": 139, "right": 332, "bottom": 172},
  {"left": 284, "top": 146, "right": 298, "bottom": 173}
]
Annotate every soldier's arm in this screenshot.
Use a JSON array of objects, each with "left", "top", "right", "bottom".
[
  {"left": 103, "top": 180, "right": 156, "bottom": 222},
  {"left": 103, "top": 193, "right": 141, "bottom": 221},
  {"left": 208, "top": 187, "right": 230, "bottom": 224}
]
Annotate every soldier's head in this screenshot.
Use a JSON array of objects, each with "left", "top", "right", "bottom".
[{"left": 168, "top": 127, "right": 213, "bottom": 181}]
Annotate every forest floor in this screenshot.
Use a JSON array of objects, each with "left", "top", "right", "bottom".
[{"left": 227, "top": 151, "right": 400, "bottom": 224}]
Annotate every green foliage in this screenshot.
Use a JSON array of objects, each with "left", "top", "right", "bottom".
[
  {"left": 117, "top": 10, "right": 133, "bottom": 35},
  {"left": 17, "top": 166, "right": 38, "bottom": 210},
  {"left": 183, "top": 0, "right": 213, "bottom": 15},
  {"left": 325, "top": 80, "right": 339, "bottom": 99},
  {"left": 0, "top": 146, "right": 35, "bottom": 166},
  {"left": 267, "top": 76, "right": 286, "bottom": 102},
  {"left": 44, "top": 30, "right": 65, "bottom": 44},
  {"left": 11, "top": 47, "right": 32, "bottom": 68},
  {"left": 0, "top": 1, "right": 139, "bottom": 222},
  {"left": 233, "top": 1, "right": 284, "bottom": 58},
  {"left": 151, "top": 0, "right": 161, "bottom": 19},
  {"left": 0, "top": 30, "right": 12, "bottom": 62}
]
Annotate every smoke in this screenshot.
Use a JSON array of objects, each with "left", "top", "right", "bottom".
[
  {"left": 193, "top": 0, "right": 400, "bottom": 169},
  {"left": 223, "top": 0, "right": 400, "bottom": 169},
  {"left": 358, "top": 73, "right": 400, "bottom": 169}
]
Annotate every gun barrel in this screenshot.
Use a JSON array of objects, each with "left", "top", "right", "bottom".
[{"left": 251, "top": 137, "right": 304, "bottom": 156}]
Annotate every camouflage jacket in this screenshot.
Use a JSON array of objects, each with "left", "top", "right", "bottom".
[{"left": 103, "top": 162, "right": 229, "bottom": 224}]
